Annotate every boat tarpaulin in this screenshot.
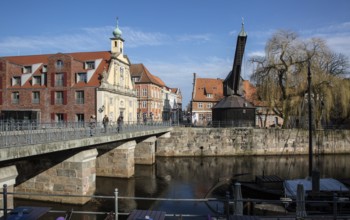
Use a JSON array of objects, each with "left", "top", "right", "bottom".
[{"left": 284, "top": 178, "right": 349, "bottom": 199}]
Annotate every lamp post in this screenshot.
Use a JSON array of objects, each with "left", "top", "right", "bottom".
[{"left": 308, "top": 60, "right": 313, "bottom": 177}]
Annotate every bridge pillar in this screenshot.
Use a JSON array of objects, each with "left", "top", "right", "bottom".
[
  {"left": 0, "top": 166, "right": 18, "bottom": 217},
  {"left": 155, "top": 132, "right": 172, "bottom": 156},
  {"left": 15, "top": 149, "right": 98, "bottom": 204},
  {"left": 135, "top": 136, "right": 156, "bottom": 165},
  {"left": 96, "top": 140, "right": 136, "bottom": 178}
]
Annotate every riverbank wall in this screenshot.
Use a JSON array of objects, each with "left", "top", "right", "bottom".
[{"left": 156, "top": 127, "right": 350, "bottom": 156}]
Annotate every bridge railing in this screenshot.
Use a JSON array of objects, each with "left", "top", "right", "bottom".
[{"left": 0, "top": 121, "right": 171, "bottom": 148}]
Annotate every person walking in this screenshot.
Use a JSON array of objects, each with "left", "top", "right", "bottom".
[
  {"left": 89, "top": 115, "right": 96, "bottom": 136},
  {"left": 117, "top": 115, "right": 123, "bottom": 133},
  {"left": 102, "top": 115, "right": 109, "bottom": 133}
]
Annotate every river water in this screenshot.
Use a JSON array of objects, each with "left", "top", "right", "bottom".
[{"left": 15, "top": 154, "right": 350, "bottom": 219}]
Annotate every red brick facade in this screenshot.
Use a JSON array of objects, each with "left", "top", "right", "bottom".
[{"left": 0, "top": 52, "right": 110, "bottom": 123}]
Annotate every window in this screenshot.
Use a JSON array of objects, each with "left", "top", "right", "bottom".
[
  {"left": 12, "top": 77, "right": 21, "bottom": 86},
  {"left": 136, "top": 89, "right": 140, "bottom": 96},
  {"left": 56, "top": 91, "right": 63, "bottom": 104},
  {"left": 75, "top": 91, "right": 84, "bottom": 104},
  {"left": 199, "top": 114, "right": 204, "bottom": 120},
  {"left": 33, "top": 76, "right": 41, "bottom": 85},
  {"left": 85, "top": 61, "right": 95, "bottom": 69},
  {"left": 142, "top": 88, "right": 147, "bottom": 96},
  {"left": 32, "top": 91, "right": 40, "bottom": 104},
  {"left": 206, "top": 93, "right": 213, "bottom": 98},
  {"left": 56, "top": 113, "right": 64, "bottom": 122},
  {"left": 77, "top": 72, "right": 87, "bottom": 83},
  {"left": 76, "top": 114, "right": 84, "bottom": 122},
  {"left": 23, "top": 66, "right": 32, "bottom": 73},
  {"left": 198, "top": 102, "right": 203, "bottom": 108},
  {"left": 42, "top": 65, "right": 47, "bottom": 73},
  {"left": 12, "top": 92, "right": 19, "bottom": 104},
  {"left": 120, "top": 67, "right": 124, "bottom": 86},
  {"left": 56, "top": 60, "right": 63, "bottom": 69},
  {"left": 129, "top": 100, "right": 133, "bottom": 107},
  {"left": 132, "top": 77, "right": 140, "bottom": 83},
  {"left": 55, "top": 73, "right": 64, "bottom": 86},
  {"left": 207, "top": 115, "right": 212, "bottom": 121},
  {"left": 207, "top": 103, "right": 213, "bottom": 108},
  {"left": 142, "top": 101, "right": 147, "bottom": 108},
  {"left": 109, "top": 97, "right": 113, "bottom": 105}
]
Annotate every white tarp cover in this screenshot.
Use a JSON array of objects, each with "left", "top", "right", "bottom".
[{"left": 284, "top": 178, "right": 349, "bottom": 199}]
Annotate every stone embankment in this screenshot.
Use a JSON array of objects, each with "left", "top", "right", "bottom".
[{"left": 156, "top": 127, "right": 350, "bottom": 156}]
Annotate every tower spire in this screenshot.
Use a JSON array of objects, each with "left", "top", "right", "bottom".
[
  {"left": 239, "top": 17, "right": 247, "bottom": 37},
  {"left": 113, "top": 16, "right": 122, "bottom": 38}
]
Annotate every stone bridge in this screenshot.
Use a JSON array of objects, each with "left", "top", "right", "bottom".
[{"left": 0, "top": 124, "right": 172, "bottom": 209}]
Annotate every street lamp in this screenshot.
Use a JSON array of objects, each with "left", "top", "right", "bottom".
[{"left": 307, "top": 60, "right": 313, "bottom": 177}]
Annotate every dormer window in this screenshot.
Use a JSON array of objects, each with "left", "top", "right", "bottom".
[
  {"left": 23, "top": 66, "right": 32, "bottom": 74},
  {"left": 132, "top": 77, "right": 140, "bottom": 83},
  {"left": 33, "top": 76, "right": 41, "bottom": 85},
  {"left": 77, "top": 72, "right": 87, "bottom": 83},
  {"left": 85, "top": 61, "right": 95, "bottom": 69},
  {"left": 206, "top": 93, "right": 213, "bottom": 98},
  {"left": 56, "top": 60, "right": 63, "bottom": 67},
  {"left": 12, "top": 76, "right": 21, "bottom": 86},
  {"left": 42, "top": 65, "right": 47, "bottom": 73}
]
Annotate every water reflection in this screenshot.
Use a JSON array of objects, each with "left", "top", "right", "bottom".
[{"left": 14, "top": 154, "right": 350, "bottom": 219}]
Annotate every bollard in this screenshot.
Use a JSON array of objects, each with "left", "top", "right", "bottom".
[
  {"left": 333, "top": 193, "right": 337, "bottom": 219},
  {"left": 3, "top": 184, "right": 8, "bottom": 219},
  {"left": 114, "top": 188, "right": 118, "bottom": 220},
  {"left": 226, "top": 191, "right": 230, "bottom": 219}
]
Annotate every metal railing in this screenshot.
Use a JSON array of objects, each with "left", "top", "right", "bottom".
[
  {"left": 1, "top": 184, "right": 350, "bottom": 220},
  {"left": 0, "top": 120, "right": 171, "bottom": 148}
]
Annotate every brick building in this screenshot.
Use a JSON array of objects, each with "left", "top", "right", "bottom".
[
  {"left": 0, "top": 19, "right": 137, "bottom": 124},
  {"left": 130, "top": 63, "right": 166, "bottom": 122},
  {"left": 130, "top": 63, "right": 182, "bottom": 122},
  {"left": 190, "top": 73, "right": 224, "bottom": 125}
]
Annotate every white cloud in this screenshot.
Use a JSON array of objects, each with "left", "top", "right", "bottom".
[
  {"left": 176, "top": 34, "right": 211, "bottom": 43},
  {"left": 324, "top": 34, "right": 350, "bottom": 58},
  {"left": 248, "top": 50, "right": 265, "bottom": 57},
  {"left": 123, "top": 27, "right": 171, "bottom": 47},
  {"left": 299, "top": 22, "right": 350, "bottom": 58}
]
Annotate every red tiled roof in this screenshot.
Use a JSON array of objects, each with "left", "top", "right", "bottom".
[
  {"left": 130, "top": 63, "right": 165, "bottom": 87},
  {"left": 242, "top": 80, "right": 263, "bottom": 106},
  {"left": 193, "top": 78, "right": 224, "bottom": 102},
  {"left": 171, "top": 88, "right": 178, "bottom": 93}
]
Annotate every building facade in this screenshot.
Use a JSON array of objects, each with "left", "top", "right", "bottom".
[
  {"left": 131, "top": 64, "right": 166, "bottom": 122},
  {"left": 190, "top": 73, "right": 224, "bottom": 125},
  {"left": 130, "top": 63, "right": 182, "bottom": 123},
  {"left": 0, "top": 19, "right": 137, "bottom": 124}
]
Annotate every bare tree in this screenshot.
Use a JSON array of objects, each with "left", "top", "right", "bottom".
[{"left": 250, "top": 30, "right": 350, "bottom": 128}]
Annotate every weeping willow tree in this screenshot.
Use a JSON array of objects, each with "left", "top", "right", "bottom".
[{"left": 250, "top": 30, "right": 350, "bottom": 128}]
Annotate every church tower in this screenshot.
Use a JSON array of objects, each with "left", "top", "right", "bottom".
[{"left": 111, "top": 17, "right": 124, "bottom": 54}]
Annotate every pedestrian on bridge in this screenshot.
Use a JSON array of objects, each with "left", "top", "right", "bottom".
[
  {"left": 103, "top": 115, "right": 109, "bottom": 133},
  {"left": 89, "top": 115, "right": 96, "bottom": 136},
  {"left": 117, "top": 115, "right": 123, "bottom": 133}
]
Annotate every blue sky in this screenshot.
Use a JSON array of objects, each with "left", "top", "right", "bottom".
[{"left": 1, "top": 0, "right": 350, "bottom": 107}]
